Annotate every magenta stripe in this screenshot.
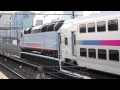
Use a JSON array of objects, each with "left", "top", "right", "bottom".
[{"left": 101, "top": 40, "right": 120, "bottom": 46}]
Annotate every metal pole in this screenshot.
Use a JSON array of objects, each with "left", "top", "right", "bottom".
[
  {"left": 21, "top": 21, "right": 23, "bottom": 34},
  {"left": 16, "top": 21, "right": 18, "bottom": 46},
  {"left": 72, "top": 11, "right": 75, "bottom": 19},
  {"left": 10, "top": 17, "right": 11, "bottom": 44}
]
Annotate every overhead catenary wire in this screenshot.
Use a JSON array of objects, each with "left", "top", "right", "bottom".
[{"left": 0, "top": 13, "right": 74, "bottom": 15}]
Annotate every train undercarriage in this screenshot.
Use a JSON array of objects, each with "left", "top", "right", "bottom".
[{"left": 21, "top": 47, "right": 58, "bottom": 58}]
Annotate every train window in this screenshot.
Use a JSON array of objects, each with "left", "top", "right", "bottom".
[
  {"left": 97, "top": 21, "right": 106, "bottom": 32},
  {"left": 48, "top": 24, "right": 55, "bottom": 31},
  {"left": 41, "top": 25, "right": 48, "bottom": 32},
  {"left": 109, "top": 50, "right": 119, "bottom": 61},
  {"left": 24, "top": 31, "right": 26, "bottom": 34},
  {"left": 88, "top": 23, "right": 95, "bottom": 32},
  {"left": 80, "top": 24, "right": 86, "bottom": 33},
  {"left": 55, "top": 21, "right": 64, "bottom": 31},
  {"left": 21, "top": 33, "right": 23, "bottom": 38},
  {"left": 88, "top": 49, "right": 96, "bottom": 58},
  {"left": 108, "top": 19, "right": 118, "bottom": 31},
  {"left": 28, "top": 28, "right": 32, "bottom": 34},
  {"left": 58, "top": 33, "right": 61, "bottom": 44},
  {"left": 24, "top": 30, "right": 27, "bottom": 34},
  {"left": 65, "top": 37, "right": 68, "bottom": 45},
  {"left": 80, "top": 48, "right": 87, "bottom": 57},
  {"left": 98, "top": 49, "right": 107, "bottom": 60},
  {"left": 74, "top": 34, "right": 76, "bottom": 45}
]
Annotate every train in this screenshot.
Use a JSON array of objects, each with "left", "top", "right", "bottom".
[
  {"left": 20, "top": 11, "right": 120, "bottom": 76},
  {"left": 20, "top": 20, "right": 64, "bottom": 58}
]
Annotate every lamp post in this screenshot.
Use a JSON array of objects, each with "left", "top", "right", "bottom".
[
  {"left": 21, "top": 21, "right": 23, "bottom": 31},
  {"left": 10, "top": 16, "right": 12, "bottom": 44},
  {"left": 17, "top": 21, "right": 23, "bottom": 46},
  {"left": 72, "top": 11, "right": 75, "bottom": 19},
  {"left": 5, "top": 24, "right": 8, "bottom": 44},
  {"left": 16, "top": 21, "right": 18, "bottom": 46}
]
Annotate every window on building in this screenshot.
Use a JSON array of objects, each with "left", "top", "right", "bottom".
[
  {"left": 80, "top": 24, "right": 86, "bottom": 33},
  {"left": 65, "top": 37, "right": 68, "bottom": 45},
  {"left": 108, "top": 19, "right": 118, "bottom": 31},
  {"left": 109, "top": 50, "right": 119, "bottom": 61},
  {"left": 80, "top": 48, "right": 87, "bottom": 57},
  {"left": 97, "top": 21, "right": 106, "bottom": 32},
  {"left": 88, "top": 23, "right": 95, "bottom": 32},
  {"left": 88, "top": 49, "right": 96, "bottom": 58},
  {"left": 98, "top": 49, "right": 107, "bottom": 60}
]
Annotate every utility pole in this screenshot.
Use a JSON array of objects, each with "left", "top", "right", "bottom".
[
  {"left": 16, "top": 21, "right": 18, "bottom": 46},
  {"left": 21, "top": 22, "right": 23, "bottom": 32},
  {"left": 10, "top": 17, "right": 11, "bottom": 44},
  {"left": 72, "top": 11, "right": 75, "bottom": 19}
]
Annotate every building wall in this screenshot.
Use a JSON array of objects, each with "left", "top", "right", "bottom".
[
  {"left": 36, "top": 20, "right": 43, "bottom": 26},
  {"left": 62, "top": 11, "right": 83, "bottom": 20},
  {"left": 0, "top": 12, "right": 12, "bottom": 37}
]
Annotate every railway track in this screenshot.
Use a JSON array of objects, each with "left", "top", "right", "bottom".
[
  {"left": 0, "top": 53, "right": 45, "bottom": 79},
  {"left": 20, "top": 52, "right": 82, "bottom": 79},
  {"left": 0, "top": 53, "right": 81, "bottom": 79},
  {"left": 0, "top": 63, "right": 25, "bottom": 79},
  {"left": 1, "top": 51, "right": 120, "bottom": 79},
  {"left": 20, "top": 52, "right": 120, "bottom": 79}
]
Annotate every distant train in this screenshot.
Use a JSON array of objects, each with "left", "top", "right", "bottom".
[{"left": 20, "top": 11, "right": 120, "bottom": 75}]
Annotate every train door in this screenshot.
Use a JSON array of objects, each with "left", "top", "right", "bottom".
[
  {"left": 71, "top": 32, "right": 76, "bottom": 56},
  {"left": 58, "top": 33, "right": 62, "bottom": 59}
]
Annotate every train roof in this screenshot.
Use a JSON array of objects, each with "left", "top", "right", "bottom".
[
  {"left": 31, "top": 25, "right": 42, "bottom": 31},
  {"left": 73, "top": 11, "right": 120, "bottom": 24},
  {"left": 62, "top": 11, "right": 120, "bottom": 25},
  {"left": 58, "top": 11, "right": 120, "bottom": 32},
  {"left": 25, "top": 28, "right": 31, "bottom": 31}
]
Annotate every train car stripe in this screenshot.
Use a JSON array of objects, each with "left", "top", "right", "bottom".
[
  {"left": 79, "top": 40, "right": 120, "bottom": 46},
  {"left": 21, "top": 46, "right": 57, "bottom": 50}
]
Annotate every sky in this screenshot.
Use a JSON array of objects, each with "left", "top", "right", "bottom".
[
  {"left": 0, "top": 11, "right": 101, "bottom": 14},
  {"left": 0, "top": 11, "right": 102, "bottom": 25}
]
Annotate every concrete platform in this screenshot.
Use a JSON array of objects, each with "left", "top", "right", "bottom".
[{"left": 0, "top": 71, "right": 9, "bottom": 79}]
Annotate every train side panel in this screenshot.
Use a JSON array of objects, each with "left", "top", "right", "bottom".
[{"left": 21, "top": 31, "right": 58, "bottom": 50}]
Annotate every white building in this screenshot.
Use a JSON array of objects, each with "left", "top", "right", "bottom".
[{"left": 0, "top": 12, "right": 13, "bottom": 37}]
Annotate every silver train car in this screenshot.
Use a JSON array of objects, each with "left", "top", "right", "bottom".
[
  {"left": 20, "top": 20, "right": 64, "bottom": 58},
  {"left": 58, "top": 11, "right": 120, "bottom": 75},
  {"left": 20, "top": 12, "right": 120, "bottom": 75}
]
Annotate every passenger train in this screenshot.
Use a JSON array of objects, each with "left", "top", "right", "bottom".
[{"left": 20, "top": 11, "right": 120, "bottom": 75}]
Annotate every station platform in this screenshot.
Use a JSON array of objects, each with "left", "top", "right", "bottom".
[{"left": 0, "top": 71, "right": 8, "bottom": 79}]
